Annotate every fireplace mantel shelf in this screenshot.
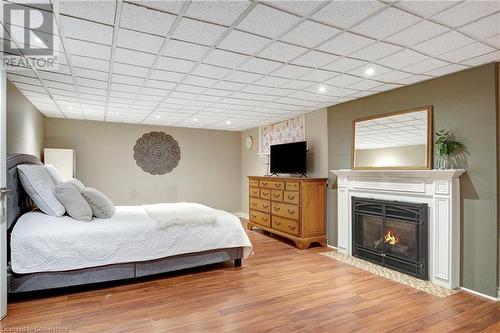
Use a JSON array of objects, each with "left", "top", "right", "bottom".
[{"left": 330, "top": 169, "right": 466, "bottom": 180}]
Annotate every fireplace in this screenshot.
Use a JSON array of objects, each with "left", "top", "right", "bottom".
[{"left": 352, "top": 197, "right": 428, "bottom": 279}]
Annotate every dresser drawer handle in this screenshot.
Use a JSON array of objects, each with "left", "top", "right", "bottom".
[
  {"left": 263, "top": 204, "right": 269, "bottom": 209},
  {"left": 273, "top": 193, "right": 280, "bottom": 198},
  {"left": 262, "top": 192, "right": 268, "bottom": 196},
  {"left": 274, "top": 207, "right": 280, "bottom": 211},
  {"left": 262, "top": 218, "right": 268, "bottom": 222},
  {"left": 288, "top": 225, "right": 296, "bottom": 230},
  {"left": 274, "top": 184, "right": 280, "bottom": 188},
  {"left": 262, "top": 182, "right": 268, "bottom": 186},
  {"left": 251, "top": 215, "right": 257, "bottom": 219},
  {"left": 288, "top": 209, "right": 295, "bottom": 214},
  {"left": 287, "top": 195, "right": 295, "bottom": 200},
  {"left": 251, "top": 202, "right": 257, "bottom": 206},
  {"left": 275, "top": 221, "right": 281, "bottom": 226}
]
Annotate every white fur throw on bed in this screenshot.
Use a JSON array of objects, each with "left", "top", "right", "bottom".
[{"left": 143, "top": 203, "right": 218, "bottom": 230}]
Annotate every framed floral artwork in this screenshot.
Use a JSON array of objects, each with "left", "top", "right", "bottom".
[{"left": 259, "top": 116, "right": 305, "bottom": 155}]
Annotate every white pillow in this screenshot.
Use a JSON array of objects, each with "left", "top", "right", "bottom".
[
  {"left": 44, "top": 164, "right": 65, "bottom": 184},
  {"left": 81, "top": 187, "right": 115, "bottom": 219},
  {"left": 55, "top": 182, "right": 92, "bottom": 221},
  {"left": 17, "top": 165, "right": 65, "bottom": 217},
  {"left": 68, "top": 178, "right": 85, "bottom": 192}
]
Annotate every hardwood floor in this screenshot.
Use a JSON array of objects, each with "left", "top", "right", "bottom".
[{"left": 1, "top": 227, "right": 499, "bottom": 333}]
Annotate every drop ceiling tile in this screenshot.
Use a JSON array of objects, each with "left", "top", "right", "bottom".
[
  {"left": 486, "top": 33, "right": 500, "bottom": 48},
  {"left": 395, "top": 74, "right": 432, "bottom": 85},
  {"left": 281, "top": 79, "right": 315, "bottom": 90},
  {"left": 241, "top": 85, "right": 272, "bottom": 94},
  {"left": 268, "top": 0, "right": 326, "bottom": 16},
  {"left": 112, "top": 74, "right": 145, "bottom": 86},
  {"left": 394, "top": 1, "right": 457, "bottom": 17},
  {"left": 299, "top": 69, "right": 336, "bottom": 82},
  {"left": 170, "top": 91, "right": 197, "bottom": 100},
  {"left": 8, "top": 74, "right": 41, "bottom": 86},
  {"left": 272, "top": 64, "right": 312, "bottom": 79},
  {"left": 218, "top": 30, "right": 271, "bottom": 55},
  {"left": 162, "top": 39, "right": 208, "bottom": 62},
  {"left": 321, "top": 57, "right": 367, "bottom": 72},
  {"left": 291, "top": 50, "right": 340, "bottom": 68},
  {"left": 185, "top": 0, "right": 248, "bottom": 26},
  {"left": 461, "top": 13, "right": 500, "bottom": 40},
  {"left": 156, "top": 56, "right": 196, "bottom": 73},
  {"left": 145, "top": 79, "right": 177, "bottom": 90},
  {"left": 425, "top": 63, "right": 469, "bottom": 77},
  {"left": 60, "top": 16, "right": 113, "bottom": 45},
  {"left": 385, "top": 20, "right": 450, "bottom": 47},
  {"left": 258, "top": 41, "right": 307, "bottom": 62},
  {"left": 312, "top": 1, "right": 385, "bottom": 29},
  {"left": 79, "top": 86, "right": 107, "bottom": 96},
  {"left": 109, "top": 90, "right": 137, "bottom": 99},
  {"left": 72, "top": 67, "right": 108, "bottom": 81},
  {"left": 177, "top": 84, "right": 205, "bottom": 94},
  {"left": 60, "top": 0, "right": 116, "bottom": 25},
  {"left": 192, "top": 64, "right": 231, "bottom": 79},
  {"left": 150, "top": 69, "right": 185, "bottom": 81},
  {"left": 213, "top": 80, "right": 247, "bottom": 91},
  {"left": 281, "top": 20, "right": 340, "bottom": 48},
  {"left": 203, "top": 49, "right": 247, "bottom": 68},
  {"left": 65, "top": 38, "right": 111, "bottom": 60},
  {"left": 460, "top": 50, "right": 500, "bottom": 66},
  {"left": 237, "top": 4, "right": 301, "bottom": 39},
  {"left": 432, "top": 1, "right": 500, "bottom": 27},
  {"left": 318, "top": 32, "right": 374, "bottom": 56},
  {"left": 347, "top": 79, "right": 383, "bottom": 91},
  {"left": 117, "top": 28, "right": 164, "bottom": 53},
  {"left": 37, "top": 71, "right": 73, "bottom": 84},
  {"left": 111, "top": 83, "right": 142, "bottom": 93},
  {"left": 440, "top": 42, "right": 495, "bottom": 62},
  {"left": 173, "top": 18, "right": 226, "bottom": 46},
  {"left": 113, "top": 62, "right": 150, "bottom": 77},
  {"left": 128, "top": 0, "right": 185, "bottom": 15},
  {"left": 370, "top": 70, "right": 412, "bottom": 83},
  {"left": 80, "top": 93, "right": 106, "bottom": 101},
  {"left": 414, "top": 30, "right": 475, "bottom": 56},
  {"left": 225, "top": 70, "right": 262, "bottom": 83},
  {"left": 377, "top": 49, "right": 428, "bottom": 69},
  {"left": 238, "top": 57, "right": 283, "bottom": 74},
  {"left": 402, "top": 58, "right": 449, "bottom": 73},
  {"left": 115, "top": 48, "right": 156, "bottom": 67},
  {"left": 352, "top": 7, "right": 421, "bottom": 39},
  {"left": 254, "top": 75, "right": 290, "bottom": 87},
  {"left": 183, "top": 75, "right": 218, "bottom": 87},
  {"left": 71, "top": 55, "right": 110, "bottom": 72},
  {"left": 76, "top": 77, "right": 107, "bottom": 89},
  {"left": 15, "top": 83, "right": 46, "bottom": 93},
  {"left": 120, "top": 2, "right": 176, "bottom": 35},
  {"left": 350, "top": 42, "right": 404, "bottom": 62},
  {"left": 324, "top": 74, "right": 363, "bottom": 87}
]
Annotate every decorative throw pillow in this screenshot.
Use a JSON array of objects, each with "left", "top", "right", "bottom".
[
  {"left": 68, "top": 178, "right": 85, "bottom": 192},
  {"left": 44, "top": 165, "right": 65, "bottom": 184},
  {"left": 81, "top": 187, "right": 115, "bottom": 219},
  {"left": 17, "top": 165, "right": 65, "bottom": 217},
  {"left": 54, "top": 182, "right": 93, "bottom": 221}
]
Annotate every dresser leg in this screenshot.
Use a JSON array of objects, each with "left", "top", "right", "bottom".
[
  {"left": 234, "top": 258, "right": 242, "bottom": 267},
  {"left": 247, "top": 222, "right": 254, "bottom": 230},
  {"left": 294, "top": 240, "right": 310, "bottom": 250}
]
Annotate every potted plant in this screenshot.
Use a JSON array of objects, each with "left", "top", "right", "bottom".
[{"left": 435, "top": 129, "right": 464, "bottom": 169}]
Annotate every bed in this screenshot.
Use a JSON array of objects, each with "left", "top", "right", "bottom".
[{"left": 6, "top": 153, "right": 252, "bottom": 293}]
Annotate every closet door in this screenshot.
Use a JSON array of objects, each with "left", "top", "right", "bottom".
[{"left": 0, "top": 67, "right": 7, "bottom": 319}]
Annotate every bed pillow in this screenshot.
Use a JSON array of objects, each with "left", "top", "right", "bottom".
[
  {"left": 44, "top": 165, "right": 65, "bottom": 184},
  {"left": 17, "top": 165, "right": 65, "bottom": 217},
  {"left": 68, "top": 178, "right": 85, "bottom": 192},
  {"left": 55, "top": 182, "right": 93, "bottom": 221},
  {"left": 81, "top": 187, "right": 115, "bottom": 219}
]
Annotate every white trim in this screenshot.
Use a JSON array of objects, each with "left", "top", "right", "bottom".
[
  {"left": 232, "top": 212, "right": 249, "bottom": 220},
  {"left": 460, "top": 287, "right": 499, "bottom": 302},
  {"left": 327, "top": 245, "right": 337, "bottom": 250}
]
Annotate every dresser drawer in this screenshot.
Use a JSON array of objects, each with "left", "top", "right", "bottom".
[
  {"left": 286, "top": 181, "right": 300, "bottom": 191},
  {"left": 249, "top": 210, "right": 271, "bottom": 227},
  {"left": 259, "top": 180, "right": 271, "bottom": 188},
  {"left": 249, "top": 179, "right": 259, "bottom": 187},
  {"left": 271, "top": 202, "right": 299, "bottom": 220},
  {"left": 250, "top": 197, "right": 271, "bottom": 213},
  {"left": 283, "top": 191, "right": 299, "bottom": 204},
  {"left": 260, "top": 188, "right": 271, "bottom": 200},
  {"left": 271, "top": 189, "right": 283, "bottom": 202},
  {"left": 270, "top": 181, "right": 284, "bottom": 190},
  {"left": 249, "top": 187, "right": 260, "bottom": 198},
  {"left": 272, "top": 216, "right": 299, "bottom": 236}
]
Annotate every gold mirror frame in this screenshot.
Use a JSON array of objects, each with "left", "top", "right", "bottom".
[{"left": 352, "top": 106, "right": 433, "bottom": 170}]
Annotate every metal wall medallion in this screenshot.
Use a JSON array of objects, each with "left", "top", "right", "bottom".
[{"left": 133, "top": 131, "right": 181, "bottom": 175}]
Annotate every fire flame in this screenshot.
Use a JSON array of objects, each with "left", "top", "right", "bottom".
[{"left": 384, "top": 231, "right": 399, "bottom": 245}]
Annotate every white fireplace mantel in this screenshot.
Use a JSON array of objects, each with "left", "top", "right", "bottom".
[{"left": 330, "top": 169, "right": 466, "bottom": 290}]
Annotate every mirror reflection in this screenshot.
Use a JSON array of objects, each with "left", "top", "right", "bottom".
[{"left": 353, "top": 107, "right": 432, "bottom": 169}]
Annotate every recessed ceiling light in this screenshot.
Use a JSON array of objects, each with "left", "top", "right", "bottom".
[
  {"left": 318, "top": 86, "right": 326, "bottom": 93},
  {"left": 364, "top": 67, "right": 375, "bottom": 76},
  {"left": 193, "top": 118, "right": 198, "bottom": 122},
  {"left": 115, "top": 112, "right": 120, "bottom": 115},
  {"left": 156, "top": 115, "right": 161, "bottom": 119},
  {"left": 68, "top": 106, "right": 72, "bottom": 110},
  {"left": 225, "top": 120, "right": 231, "bottom": 125}
]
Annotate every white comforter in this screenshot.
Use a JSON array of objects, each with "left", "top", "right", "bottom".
[{"left": 11, "top": 203, "right": 253, "bottom": 274}]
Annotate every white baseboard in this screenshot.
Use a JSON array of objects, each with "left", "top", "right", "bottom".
[
  {"left": 232, "top": 212, "right": 249, "bottom": 220},
  {"left": 460, "top": 287, "right": 499, "bottom": 302},
  {"left": 327, "top": 245, "right": 337, "bottom": 251}
]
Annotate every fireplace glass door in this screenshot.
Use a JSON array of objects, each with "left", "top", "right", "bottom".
[{"left": 352, "top": 197, "right": 428, "bottom": 279}]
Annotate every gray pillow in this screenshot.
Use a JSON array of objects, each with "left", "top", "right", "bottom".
[
  {"left": 44, "top": 165, "right": 65, "bottom": 184},
  {"left": 17, "top": 165, "right": 65, "bottom": 217},
  {"left": 55, "top": 182, "right": 92, "bottom": 221},
  {"left": 81, "top": 187, "right": 115, "bottom": 219},
  {"left": 68, "top": 178, "right": 85, "bottom": 192}
]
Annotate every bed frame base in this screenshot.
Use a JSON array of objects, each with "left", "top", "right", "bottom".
[{"left": 8, "top": 247, "right": 244, "bottom": 294}]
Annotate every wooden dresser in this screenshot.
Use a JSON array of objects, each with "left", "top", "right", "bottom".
[{"left": 247, "top": 176, "right": 328, "bottom": 249}]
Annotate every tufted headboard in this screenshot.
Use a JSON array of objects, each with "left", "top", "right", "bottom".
[{"left": 6, "top": 153, "right": 42, "bottom": 230}]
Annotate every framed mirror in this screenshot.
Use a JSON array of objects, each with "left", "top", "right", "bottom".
[{"left": 352, "top": 106, "right": 433, "bottom": 170}]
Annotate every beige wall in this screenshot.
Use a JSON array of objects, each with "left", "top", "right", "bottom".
[
  {"left": 240, "top": 108, "right": 328, "bottom": 214},
  {"left": 355, "top": 144, "right": 427, "bottom": 168},
  {"left": 6, "top": 81, "right": 44, "bottom": 158},
  {"left": 328, "top": 63, "right": 498, "bottom": 297},
  {"left": 45, "top": 118, "right": 241, "bottom": 212}
]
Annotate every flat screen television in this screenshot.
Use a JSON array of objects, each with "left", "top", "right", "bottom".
[{"left": 270, "top": 141, "right": 307, "bottom": 175}]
